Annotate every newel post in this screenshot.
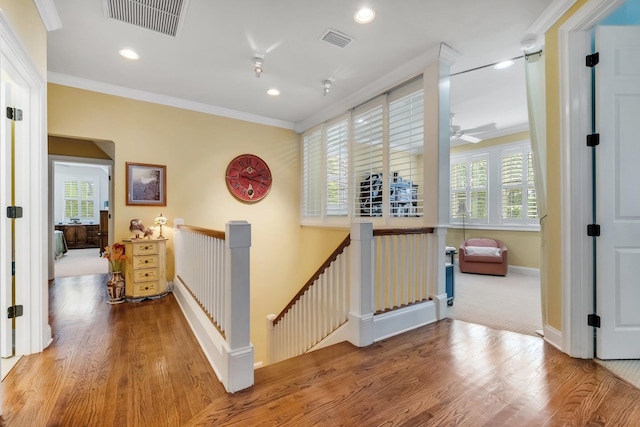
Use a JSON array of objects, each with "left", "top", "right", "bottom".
[
  {"left": 348, "top": 222, "right": 374, "bottom": 347},
  {"left": 427, "top": 226, "right": 448, "bottom": 319},
  {"left": 224, "top": 220, "right": 254, "bottom": 392},
  {"left": 173, "top": 218, "right": 184, "bottom": 278},
  {"left": 266, "top": 313, "right": 276, "bottom": 365}
]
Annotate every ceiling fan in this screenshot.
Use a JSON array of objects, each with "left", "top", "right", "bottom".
[{"left": 450, "top": 113, "right": 497, "bottom": 143}]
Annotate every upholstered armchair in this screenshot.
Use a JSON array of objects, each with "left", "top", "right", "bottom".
[{"left": 459, "top": 238, "right": 508, "bottom": 276}]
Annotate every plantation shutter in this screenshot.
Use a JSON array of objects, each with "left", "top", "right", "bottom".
[
  {"left": 302, "top": 128, "right": 323, "bottom": 218},
  {"left": 450, "top": 162, "right": 467, "bottom": 220},
  {"left": 501, "top": 153, "right": 523, "bottom": 219},
  {"left": 353, "top": 101, "right": 384, "bottom": 217},
  {"left": 388, "top": 89, "right": 423, "bottom": 217},
  {"left": 64, "top": 180, "right": 79, "bottom": 219},
  {"left": 79, "top": 181, "right": 95, "bottom": 218},
  {"left": 469, "top": 159, "right": 487, "bottom": 219},
  {"left": 326, "top": 118, "right": 349, "bottom": 216},
  {"left": 527, "top": 151, "right": 538, "bottom": 219}
]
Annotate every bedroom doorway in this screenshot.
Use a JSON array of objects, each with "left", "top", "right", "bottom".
[{"left": 48, "top": 142, "right": 115, "bottom": 280}]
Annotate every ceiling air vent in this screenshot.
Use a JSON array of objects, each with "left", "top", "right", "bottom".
[
  {"left": 320, "top": 29, "right": 354, "bottom": 48},
  {"left": 104, "top": 0, "right": 189, "bottom": 37}
]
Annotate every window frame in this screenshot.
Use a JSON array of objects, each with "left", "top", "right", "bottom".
[{"left": 450, "top": 140, "right": 540, "bottom": 231}]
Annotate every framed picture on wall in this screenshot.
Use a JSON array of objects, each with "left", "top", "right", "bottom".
[{"left": 126, "top": 162, "right": 166, "bottom": 206}]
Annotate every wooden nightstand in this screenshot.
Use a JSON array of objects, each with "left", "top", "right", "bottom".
[{"left": 123, "top": 238, "right": 168, "bottom": 298}]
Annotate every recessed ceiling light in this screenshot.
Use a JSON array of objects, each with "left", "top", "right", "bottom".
[
  {"left": 494, "top": 60, "right": 514, "bottom": 70},
  {"left": 354, "top": 7, "right": 375, "bottom": 24},
  {"left": 267, "top": 88, "right": 280, "bottom": 96},
  {"left": 119, "top": 49, "right": 139, "bottom": 60}
]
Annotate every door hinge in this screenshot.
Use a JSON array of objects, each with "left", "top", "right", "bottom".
[
  {"left": 7, "top": 305, "right": 23, "bottom": 319},
  {"left": 7, "top": 206, "right": 23, "bottom": 218},
  {"left": 587, "top": 134, "right": 600, "bottom": 147},
  {"left": 588, "top": 313, "right": 601, "bottom": 328},
  {"left": 11, "top": 261, "right": 15, "bottom": 276},
  {"left": 586, "top": 52, "right": 600, "bottom": 67},
  {"left": 587, "top": 224, "right": 601, "bottom": 237},
  {"left": 6, "top": 107, "right": 23, "bottom": 121}
]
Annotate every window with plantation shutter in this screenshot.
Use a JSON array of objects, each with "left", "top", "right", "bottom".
[
  {"left": 451, "top": 140, "right": 538, "bottom": 229},
  {"left": 501, "top": 149, "right": 537, "bottom": 223},
  {"left": 64, "top": 179, "right": 96, "bottom": 220},
  {"left": 302, "top": 129, "right": 323, "bottom": 218},
  {"left": 388, "top": 89, "right": 423, "bottom": 217},
  {"left": 450, "top": 162, "right": 467, "bottom": 219},
  {"left": 326, "top": 119, "right": 349, "bottom": 216},
  {"left": 469, "top": 159, "right": 488, "bottom": 220},
  {"left": 353, "top": 102, "right": 384, "bottom": 217}
]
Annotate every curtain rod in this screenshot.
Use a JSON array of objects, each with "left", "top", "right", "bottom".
[{"left": 451, "top": 54, "right": 525, "bottom": 77}]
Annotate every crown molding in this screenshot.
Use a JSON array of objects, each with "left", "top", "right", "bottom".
[
  {"left": 525, "top": 0, "right": 578, "bottom": 42},
  {"left": 295, "top": 42, "right": 460, "bottom": 133},
  {"left": 47, "top": 72, "right": 295, "bottom": 130},
  {"left": 34, "top": 0, "right": 62, "bottom": 31}
]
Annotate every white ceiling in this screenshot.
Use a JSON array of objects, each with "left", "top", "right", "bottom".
[{"left": 46, "top": 0, "right": 552, "bottom": 137}]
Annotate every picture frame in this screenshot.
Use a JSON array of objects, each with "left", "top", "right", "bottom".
[{"left": 126, "top": 162, "right": 166, "bottom": 206}]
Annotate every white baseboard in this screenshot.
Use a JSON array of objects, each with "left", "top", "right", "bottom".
[
  {"left": 172, "top": 277, "right": 253, "bottom": 393},
  {"left": 508, "top": 266, "right": 540, "bottom": 278},
  {"left": 543, "top": 324, "right": 563, "bottom": 351},
  {"left": 373, "top": 301, "right": 437, "bottom": 342}
]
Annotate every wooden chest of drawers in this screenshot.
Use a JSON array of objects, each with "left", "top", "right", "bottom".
[{"left": 123, "top": 239, "right": 167, "bottom": 298}]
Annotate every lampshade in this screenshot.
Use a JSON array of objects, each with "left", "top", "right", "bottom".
[{"left": 154, "top": 214, "right": 167, "bottom": 226}]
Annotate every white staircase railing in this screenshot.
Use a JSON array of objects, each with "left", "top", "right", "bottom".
[
  {"left": 173, "top": 219, "right": 253, "bottom": 393},
  {"left": 267, "top": 235, "right": 351, "bottom": 363},
  {"left": 267, "top": 223, "right": 447, "bottom": 366}
]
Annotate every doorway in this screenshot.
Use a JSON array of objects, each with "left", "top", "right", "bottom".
[
  {"left": 49, "top": 151, "right": 114, "bottom": 279},
  {"left": 447, "top": 57, "right": 543, "bottom": 337}
]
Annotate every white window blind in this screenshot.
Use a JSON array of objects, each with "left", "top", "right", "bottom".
[
  {"left": 450, "top": 140, "right": 538, "bottom": 229},
  {"left": 469, "top": 159, "right": 488, "bottom": 220},
  {"left": 388, "top": 89, "right": 423, "bottom": 217},
  {"left": 450, "top": 161, "right": 467, "bottom": 219},
  {"left": 326, "top": 119, "right": 349, "bottom": 216},
  {"left": 501, "top": 150, "right": 537, "bottom": 221},
  {"left": 353, "top": 103, "right": 384, "bottom": 217},
  {"left": 302, "top": 129, "right": 323, "bottom": 218},
  {"left": 64, "top": 179, "right": 95, "bottom": 220}
]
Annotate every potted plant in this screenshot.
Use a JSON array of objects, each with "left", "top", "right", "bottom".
[{"left": 103, "top": 243, "right": 127, "bottom": 304}]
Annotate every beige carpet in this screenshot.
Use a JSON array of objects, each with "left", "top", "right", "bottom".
[
  {"left": 446, "top": 267, "right": 542, "bottom": 337},
  {"left": 54, "top": 248, "right": 108, "bottom": 277}
]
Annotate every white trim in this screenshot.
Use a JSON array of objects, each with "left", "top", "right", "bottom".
[
  {"left": 0, "top": 10, "right": 51, "bottom": 359},
  {"left": 527, "top": 0, "right": 578, "bottom": 37},
  {"left": 295, "top": 43, "right": 459, "bottom": 133},
  {"left": 543, "top": 324, "right": 563, "bottom": 351},
  {"left": 372, "top": 301, "right": 438, "bottom": 342},
  {"left": 47, "top": 72, "right": 295, "bottom": 131},
  {"left": 34, "top": 0, "right": 62, "bottom": 31},
  {"left": 559, "top": 0, "right": 626, "bottom": 359},
  {"left": 508, "top": 266, "right": 540, "bottom": 278}
]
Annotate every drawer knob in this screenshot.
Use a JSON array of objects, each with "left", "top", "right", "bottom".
[
  {"left": 145, "top": 273, "right": 149, "bottom": 277},
  {"left": 144, "top": 260, "right": 149, "bottom": 264}
]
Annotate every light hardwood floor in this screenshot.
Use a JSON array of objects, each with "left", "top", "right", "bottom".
[{"left": 2, "top": 275, "right": 640, "bottom": 426}]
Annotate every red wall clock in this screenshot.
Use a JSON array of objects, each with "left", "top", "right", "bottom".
[{"left": 225, "top": 154, "right": 272, "bottom": 203}]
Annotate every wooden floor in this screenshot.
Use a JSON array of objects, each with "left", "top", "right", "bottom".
[{"left": 3, "top": 276, "right": 640, "bottom": 426}]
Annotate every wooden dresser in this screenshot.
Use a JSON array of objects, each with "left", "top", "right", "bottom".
[{"left": 123, "top": 238, "right": 167, "bottom": 298}]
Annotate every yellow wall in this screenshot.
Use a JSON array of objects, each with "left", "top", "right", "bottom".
[
  {"left": 543, "top": 0, "right": 590, "bottom": 332},
  {"left": 47, "top": 83, "right": 347, "bottom": 364},
  {"left": 448, "top": 130, "right": 541, "bottom": 269},
  {"left": 446, "top": 229, "right": 540, "bottom": 269},
  {"left": 49, "top": 136, "right": 111, "bottom": 159},
  {"left": 0, "top": 1, "right": 47, "bottom": 78}
]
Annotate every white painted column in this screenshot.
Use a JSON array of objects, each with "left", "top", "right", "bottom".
[
  {"left": 224, "top": 220, "right": 254, "bottom": 392},
  {"left": 422, "top": 44, "right": 458, "bottom": 320},
  {"left": 348, "top": 222, "right": 374, "bottom": 347}
]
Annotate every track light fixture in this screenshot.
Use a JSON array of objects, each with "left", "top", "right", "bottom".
[
  {"left": 322, "top": 80, "right": 331, "bottom": 96},
  {"left": 253, "top": 57, "right": 263, "bottom": 78}
]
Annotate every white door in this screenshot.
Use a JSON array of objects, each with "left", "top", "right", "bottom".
[
  {"left": 0, "top": 82, "right": 14, "bottom": 358},
  {"left": 596, "top": 26, "right": 640, "bottom": 359}
]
